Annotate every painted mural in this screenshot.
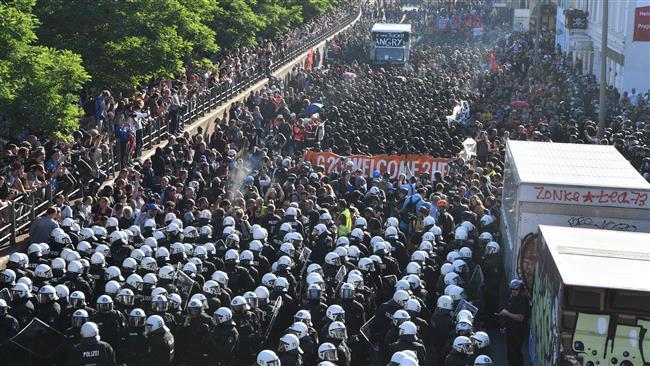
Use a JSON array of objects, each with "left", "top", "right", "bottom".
[
  {"left": 571, "top": 313, "right": 650, "bottom": 366},
  {"left": 529, "top": 259, "right": 560, "bottom": 366}
]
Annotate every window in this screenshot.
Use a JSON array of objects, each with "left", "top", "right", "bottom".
[
  {"left": 610, "top": 290, "right": 650, "bottom": 314},
  {"left": 566, "top": 287, "right": 603, "bottom": 310},
  {"left": 374, "top": 48, "right": 405, "bottom": 62}
]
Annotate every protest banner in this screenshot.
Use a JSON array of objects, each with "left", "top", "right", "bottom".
[{"left": 305, "top": 150, "right": 450, "bottom": 178}]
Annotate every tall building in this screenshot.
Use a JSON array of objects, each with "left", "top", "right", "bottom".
[{"left": 556, "top": 0, "right": 650, "bottom": 93}]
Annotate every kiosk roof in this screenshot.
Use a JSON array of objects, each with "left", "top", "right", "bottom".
[{"left": 539, "top": 225, "right": 650, "bottom": 292}]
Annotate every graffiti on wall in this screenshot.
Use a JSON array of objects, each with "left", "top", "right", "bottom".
[
  {"left": 518, "top": 215, "right": 640, "bottom": 289},
  {"left": 567, "top": 216, "right": 638, "bottom": 232},
  {"left": 529, "top": 258, "right": 560, "bottom": 366},
  {"left": 572, "top": 313, "right": 650, "bottom": 366},
  {"left": 518, "top": 232, "right": 539, "bottom": 288}
]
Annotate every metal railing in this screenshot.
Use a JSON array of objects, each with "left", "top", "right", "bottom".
[{"left": 0, "top": 6, "right": 361, "bottom": 248}]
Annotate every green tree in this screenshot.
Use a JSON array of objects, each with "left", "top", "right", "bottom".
[
  {"left": 212, "top": 0, "right": 266, "bottom": 47},
  {"left": 254, "top": 0, "right": 303, "bottom": 38},
  {"left": 300, "top": 0, "right": 339, "bottom": 20},
  {"left": 0, "top": 0, "right": 89, "bottom": 141},
  {"left": 35, "top": 0, "right": 218, "bottom": 93}
]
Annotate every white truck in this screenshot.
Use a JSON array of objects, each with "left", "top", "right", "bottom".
[
  {"left": 529, "top": 225, "right": 650, "bottom": 366},
  {"left": 500, "top": 140, "right": 650, "bottom": 287},
  {"left": 370, "top": 23, "right": 412, "bottom": 64}
]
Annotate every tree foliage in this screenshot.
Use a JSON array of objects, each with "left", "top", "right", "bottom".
[
  {"left": 35, "top": 0, "right": 218, "bottom": 92},
  {"left": 1, "top": 0, "right": 344, "bottom": 140},
  {"left": 300, "top": 0, "right": 340, "bottom": 20},
  {"left": 0, "top": 0, "right": 89, "bottom": 141},
  {"left": 254, "top": 0, "right": 304, "bottom": 38}
]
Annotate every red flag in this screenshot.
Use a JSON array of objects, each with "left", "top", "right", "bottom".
[{"left": 490, "top": 50, "right": 499, "bottom": 72}]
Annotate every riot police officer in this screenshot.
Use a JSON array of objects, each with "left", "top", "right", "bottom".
[
  {"left": 9, "top": 282, "right": 34, "bottom": 328},
  {"left": 35, "top": 285, "right": 63, "bottom": 331},
  {"left": 144, "top": 315, "right": 175, "bottom": 366},
  {"left": 278, "top": 333, "right": 304, "bottom": 366},
  {"left": 210, "top": 307, "right": 239, "bottom": 365},
  {"left": 177, "top": 299, "right": 213, "bottom": 366},
  {"left": 231, "top": 296, "right": 262, "bottom": 366},
  {"left": 386, "top": 321, "right": 427, "bottom": 365},
  {"left": 92, "top": 295, "right": 126, "bottom": 349},
  {"left": 0, "top": 299, "right": 20, "bottom": 362},
  {"left": 118, "top": 308, "right": 148, "bottom": 366},
  {"left": 67, "top": 322, "right": 116, "bottom": 366},
  {"left": 431, "top": 295, "right": 455, "bottom": 366}
]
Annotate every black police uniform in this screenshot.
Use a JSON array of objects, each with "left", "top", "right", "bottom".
[
  {"left": 430, "top": 307, "right": 454, "bottom": 366},
  {"left": 209, "top": 320, "right": 239, "bottom": 365},
  {"left": 35, "top": 300, "right": 64, "bottom": 331},
  {"left": 339, "top": 297, "right": 365, "bottom": 335},
  {"left": 10, "top": 297, "right": 35, "bottom": 328},
  {"left": 177, "top": 312, "right": 213, "bottom": 366},
  {"left": 66, "top": 337, "right": 117, "bottom": 366},
  {"left": 146, "top": 326, "right": 175, "bottom": 366},
  {"left": 386, "top": 335, "right": 427, "bottom": 365},
  {"left": 504, "top": 293, "right": 530, "bottom": 366},
  {"left": 118, "top": 326, "right": 148, "bottom": 366},
  {"left": 279, "top": 349, "right": 303, "bottom": 366},
  {"left": 92, "top": 310, "right": 126, "bottom": 349},
  {"left": 233, "top": 310, "right": 262, "bottom": 366},
  {"left": 444, "top": 349, "right": 469, "bottom": 366},
  {"left": 371, "top": 299, "right": 401, "bottom": 346}
]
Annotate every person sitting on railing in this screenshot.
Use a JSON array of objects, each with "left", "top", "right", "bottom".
[
  {"left": 6, "top": 163, "right": 28, "bottom": 196},
  {"left": 25, "top": 164, "right": 49, "bottom": 194}
]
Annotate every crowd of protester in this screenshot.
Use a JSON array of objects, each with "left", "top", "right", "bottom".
[
  {"left": 0, "top": 1, "right": 361, "bottom": 211},
  {"left": 1, "top": 0, "right": 650, "bottom": 366}
]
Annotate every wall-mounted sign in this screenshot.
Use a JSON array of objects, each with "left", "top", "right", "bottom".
[
  {"left": 565, "top": 9, "right": 588, "bottom": 29},
  {"left": 633, "top": 6, "right": 650, "bottom": 42}
]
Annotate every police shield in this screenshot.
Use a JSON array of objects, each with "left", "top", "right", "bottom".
[
  {"left": 263, "top": 297, "right": 283, "bottom": 341},
  {"left": 334, "top": 265, "right": 347, "bottom": 284},
  {"left": 468, "top": 264, "right": 484, "bottom": 299},
  {"left": 299, "top": 247, "right": 312, "bottom": 262},
  {"left": 359, "top": 316, "right": 378, "bottom": 351},
  {"left": 0, "top": 288, "right": 11, "bottom": 303},
  {"left": 10, "top": 318, "right": 64, "bottom": 359},
  {"left": 453, "top": 299, "right": 479, "bottom": 318}
]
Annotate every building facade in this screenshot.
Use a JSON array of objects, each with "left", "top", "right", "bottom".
[{"left": 557, "top": 0, "right": 650, "bottom": 93}]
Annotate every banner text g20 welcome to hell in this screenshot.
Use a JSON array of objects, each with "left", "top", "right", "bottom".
[{"left": 305, "top": 150, "right": 450, "bottom": 178}]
